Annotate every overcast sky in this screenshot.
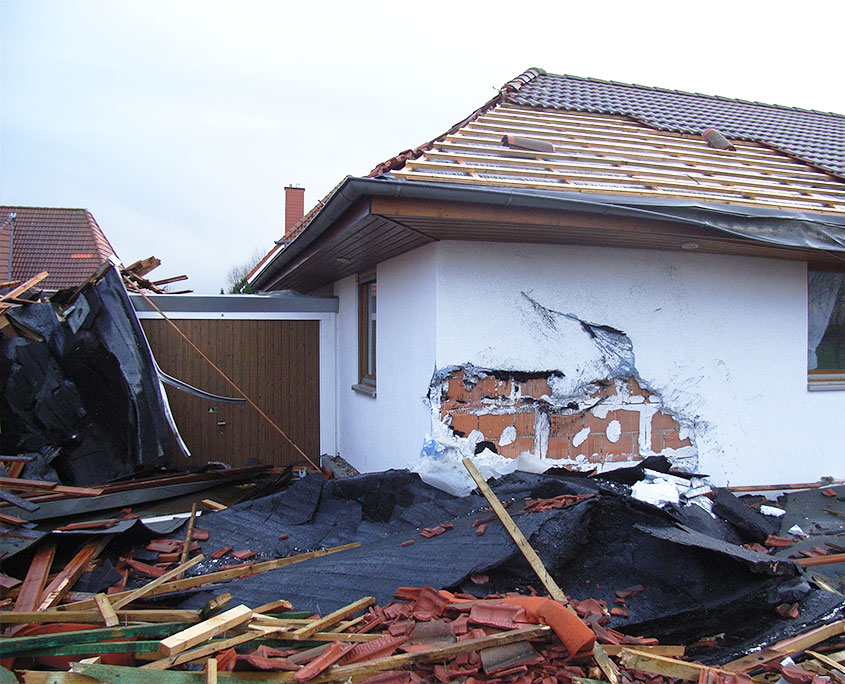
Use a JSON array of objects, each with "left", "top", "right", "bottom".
[{"left": 2, "top": 1, "right": 843, "bottom": 293}]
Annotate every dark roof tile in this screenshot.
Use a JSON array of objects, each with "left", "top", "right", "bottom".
[{"left": 506, "top": 70, "right": 845, "bottom": 176}]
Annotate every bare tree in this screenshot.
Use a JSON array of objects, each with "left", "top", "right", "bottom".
[{"left": 223, "top": 246, "right": 268, "bottom": 294}]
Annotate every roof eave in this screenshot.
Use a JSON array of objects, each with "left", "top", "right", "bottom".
[{"left": 251, "top": 177, "right": 845, "bottom": 291}]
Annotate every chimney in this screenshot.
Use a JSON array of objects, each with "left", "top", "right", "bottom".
[{"left": 284, "top": 186, "right": 305, "bottom": 237}]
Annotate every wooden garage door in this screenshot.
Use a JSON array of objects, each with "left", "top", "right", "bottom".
[{"left": 142, "top": 318, "right": 319, "bottom": 469}]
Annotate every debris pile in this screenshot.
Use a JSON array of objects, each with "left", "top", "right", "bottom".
[{"left": 2, "top": 457, "right": 844, "bottom": 684}]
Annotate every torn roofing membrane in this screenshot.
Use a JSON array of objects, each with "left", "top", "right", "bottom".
[
  {"left": 173, "top": 470, "right": 840, "bottom": 657},
  {"left": 0, "top": 265, "right": 181, "bottom": 484}
]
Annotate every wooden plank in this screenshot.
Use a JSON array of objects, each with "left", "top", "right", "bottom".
[
  {"left": 619, "top": 648, "right": 729, "bottom": 681},
  {"left": 177, "top": 504, "right": 199, "bottom": 579},
  {"left": 796, "top": 553, "right": 845, "bottom": 567},
  {"left": 14, "top": 541, "right": 56, "bottom": 612},
  {"left": 94, "top": 593, "right": 119, "bottom": 627},
  {"left": 723, "top": 619, "right": 845, "bottom": 672},
  {"left": 144, "top": 625, "right": 280, "bottom": 670},
  {"left": 290, "top": 597, "right": 374, "bottom": 640},
  {"left": 64, "top": 543, "right": 359, "bottom": 612},
  {"left": 0, "top": 477, "right": 103, "bottom": 496},
  {"left": 0, "top": 622, "right": 189, "bottom": 657},
  {"left": 38, "top": 536, "right": 112, "bottom": 609},
  {"left": 111, "top": 555, "right": 205, "bottom": 610},
  {"left": 201, "top": 500, "right": 227, "bottom": 511},
  {"left": 806, "top": 650, "right": 845, "bottom": 673},
  {"left": 0, "top": 609, "right": 200, "bottom": 624},
  {"left": 601, "top": 645, "right": 685, "bottom": 657},
  {"left": 726, "top": 481, "right": 844, "bottom": 493},
  {"left": 462, "top": 457, "right": 616, "bottom": 684},
  {"left": 462, "top": 458, "right": 564, "bottom": 600},
  {"left": 12, "top": 640, "right": 160, "bottom": 658},
  {"left": 0, "top": 272, "right": 49, "bottom": 302},
  {"left": 205, "top": 658, "right": 217, "bottom": 684},
  {"left": 393, "top": 167, "right": 845, "bottom": 215},
  {"left": 158, "top": 604, "right": 254, "bottom": 656}
]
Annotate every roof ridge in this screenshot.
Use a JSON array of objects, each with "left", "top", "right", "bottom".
[
  {"left": 84, "top": 208, "right": 118, "bottom": 260},
  {"left": 538, "top": 71, "right": 845, "bottom": 119},
  {"left": 0, "top": 205, "right": 91, "bottom": 212}
]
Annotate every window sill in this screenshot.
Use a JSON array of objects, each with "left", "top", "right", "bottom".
[
  {"left": 808, "top": 371, "right": 845, "bottom": 391},
  {"left": 352, "top": 383, "right": 377, "bottom": 398}
]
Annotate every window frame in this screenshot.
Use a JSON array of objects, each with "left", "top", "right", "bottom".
[
  {"left": 807, "top": 269, "right": 845, "bottom": 392},
  {"left": 353, "top": 271, "right": 377, "bottom": 397}
]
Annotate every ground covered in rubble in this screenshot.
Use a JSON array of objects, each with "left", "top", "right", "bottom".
[{"left": 157, "top": 470, "right": 843, "bottom": 662}]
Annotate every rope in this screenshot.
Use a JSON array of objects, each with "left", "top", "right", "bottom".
[{"left": 138, "top": 292, "right": 321, "bottom": 471}]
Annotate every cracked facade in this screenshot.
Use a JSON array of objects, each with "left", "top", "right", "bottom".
[{"left": 432, "top": 368, "right": 697, "bottom": 472}]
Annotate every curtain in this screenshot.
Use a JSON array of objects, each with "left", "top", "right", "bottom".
[{"left": 808, "top": 271, "right": 843, "bottom": 370}]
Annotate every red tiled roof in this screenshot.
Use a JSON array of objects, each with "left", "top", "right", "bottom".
[{"left": 0, "top": 206, "right": 119, "bottom": 290}]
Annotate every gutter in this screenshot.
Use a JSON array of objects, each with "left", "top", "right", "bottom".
[{"left": 251, "top": 176, "right": 845, "bottom": 290}]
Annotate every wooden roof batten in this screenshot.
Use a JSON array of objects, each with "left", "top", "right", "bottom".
[{"left": 391, "top": 104, "right": 845, "bottom": 216}]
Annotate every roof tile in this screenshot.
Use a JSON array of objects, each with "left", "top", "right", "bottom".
[
  {"left": 506, "top": 70, "right": 845, "bottom": 176},
  {"left": 0, "top": 206, "right": 118, "bottom": 289}
]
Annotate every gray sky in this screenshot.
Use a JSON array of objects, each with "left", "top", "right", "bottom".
[{"left": 2, "top": 0, "right": 843, "bottom": 293}]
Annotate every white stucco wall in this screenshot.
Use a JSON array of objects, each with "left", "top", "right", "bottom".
[
  {"left": 434, "top": 241, "right": 843, "bottom": 486},
  {"left": 333, "top": 243, "right": 437, "bottom": 472}
]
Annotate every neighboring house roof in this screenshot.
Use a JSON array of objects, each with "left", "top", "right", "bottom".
[
  {"left": 251, "top": 68, "right": 845, "bottom": 293},
  {"left": 0, "top": 206, "right": 119, "bottom": 290}
]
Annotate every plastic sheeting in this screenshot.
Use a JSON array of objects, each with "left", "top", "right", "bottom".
[
  {"left": 174, "top": 469, "right": 840, "bottom": 651},
  {"left": 0, "top": 265, "right": 177, "bottom": 484}
]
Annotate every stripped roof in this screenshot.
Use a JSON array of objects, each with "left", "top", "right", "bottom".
[
  {"left": 0, "top": 206, "right": 118, "bottom": 290},
  {"left": 502, "top": 70, "right": 845, "bottom": 177},
  {"left": 375, "top": 69, "right": 845, "bottom": 214},
  {"left": 391, "top": 104, "right": 845, "bottom": 214}
]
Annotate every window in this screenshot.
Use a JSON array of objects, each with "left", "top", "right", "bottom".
[
  {"left": 808, "top": 270, "right": 845, "bottom": 390},
  {"left": 354, "top": 272, "right": 376, "bottom": 396}
]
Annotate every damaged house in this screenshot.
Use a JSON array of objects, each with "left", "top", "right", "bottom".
[{"left": 249, "top": 68, "right": 845, "bottom": 485}]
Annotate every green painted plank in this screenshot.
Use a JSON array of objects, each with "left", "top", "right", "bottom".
[
  {"left": 0, "top": 622, "right": 188, "bottom": 657},
  {"left": 13, "top": 641, "right": 160, "bottom": 657},
  {"left": 0, "top": 667, "right": 18, "bottom": 684}
]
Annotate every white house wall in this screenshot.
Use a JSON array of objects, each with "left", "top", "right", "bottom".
[
  {"left": 433, "top": 241, "right": 843, "bottom": 486},
  {"left": 334, "top": 244, "right": 437, "bottom": 472}
]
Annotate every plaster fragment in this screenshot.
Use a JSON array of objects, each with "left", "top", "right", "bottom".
[
  {"left": 573, "top": 427, "right": 590, "bottom": 447},
  {"left": 606, "top": 420, "right": 622, "bottom": 443},
  {"left": 499, "top": 425, "right": 516, "bottom": 446}
]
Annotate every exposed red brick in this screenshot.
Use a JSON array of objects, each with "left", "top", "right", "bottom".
[
  {"left": 614, "top": 410, "right": 641, "bottom": 433},
  {"left": 583, "top": 413, "right": 609, "bottom": 432},
  {"left": 650, "top": 430, "right": 663, "bottom": 452},
  {"left": 532, "top": 377, "right": 552, "bottom": 398},
  {"left": 651, "top": 411, "right": 679, "bottom": 432},
  {"left": 603, "top": 433, "right": 633, "bottom": 457},
  {"left": 546, "top": 436, "right": 571, "bottom": 459},
  {"left": 498, "top": 437, "right": 534, "bottom": 459},
  {"left": 447, "top": 376, "right": 470, "bottom": 403},
  {"left": 450, "top": 412, "right": 478, "bottom": 436},
  {"left": 591, "top": 381, "right": 617, "bottom": 400},
  {"left": 549, "top": 413, "right": 584, "bottom": 436},
  {"left": 580, "top": 433, "right": 604, "bottom": 457},
  {"left": 514, "top": 411, "right": 536, "bottom": 437},
  {"left": 478, "top": 413, "right": 513, "bottom": 438},
  {"left": 627, "top": 376, "right": 648, "bottom": 397},
  {"left": 663, "top": 431, "right": 692, "bottom": 450},
  {"left": 471, "top": 377, "right": 498, "bottom": 401}
]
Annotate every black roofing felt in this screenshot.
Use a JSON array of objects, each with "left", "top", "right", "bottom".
[
  {"left": 506, "top": 70, "right": 845, "bottom": 177},
  {"left": 171, "top": 470, "right": 841, "bottom": 651}
]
